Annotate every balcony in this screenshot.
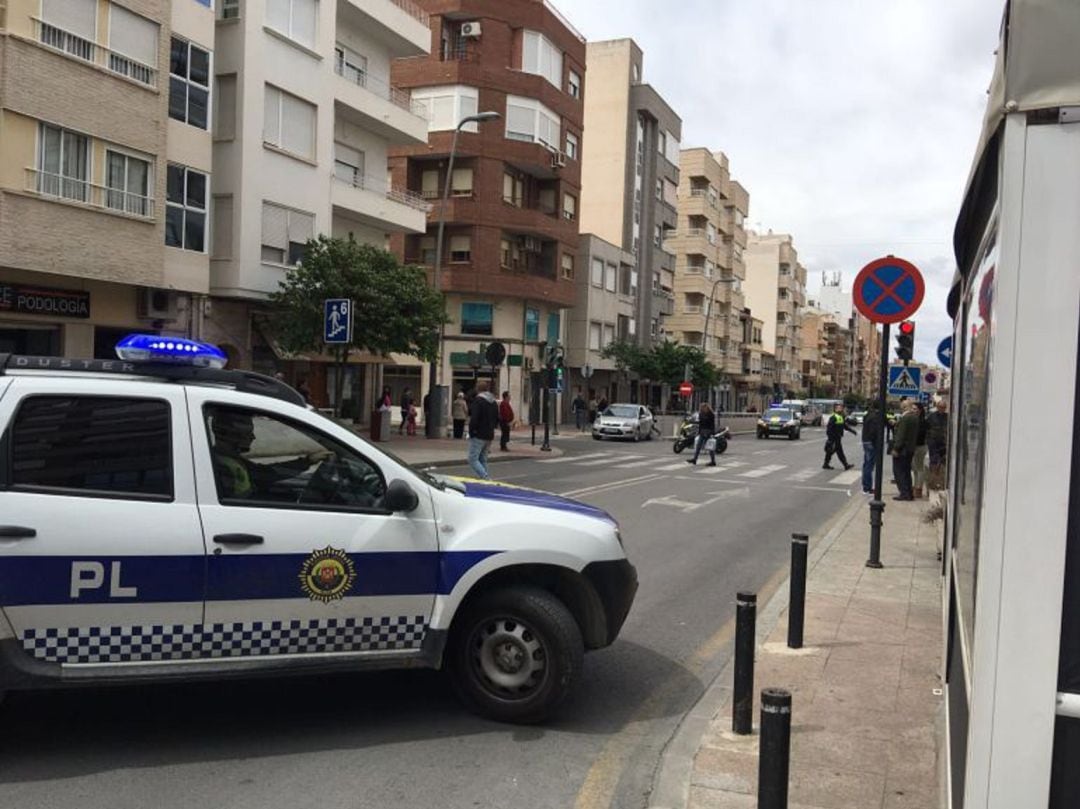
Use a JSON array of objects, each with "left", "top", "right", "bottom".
[
  {"left": 24, "top": 167, "right": 155, "bottom": 220},
  {"left": 340, "top": 0, "right": 430, "bottom": 56},
  {"left": 333, "top": 68, "right": 428, "bottom": 145},
  {"left": 31, "top": 18, "right": 157, "bottom": 87},
  {"left": 331, "top": 171, "right": 429, "bottom": 233}
]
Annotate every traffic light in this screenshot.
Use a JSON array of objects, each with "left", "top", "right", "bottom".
[{"left": 896, "top": 320, "right": 915, "bottom": 365}]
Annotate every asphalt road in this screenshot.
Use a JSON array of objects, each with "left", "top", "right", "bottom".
[{"left": 0, "top": 427, "right": 865, "bottom": 809}]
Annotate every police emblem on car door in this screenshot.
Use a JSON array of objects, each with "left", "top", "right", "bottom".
[{"left": 190, "top": 395, "right": 439, "bottom": 659}]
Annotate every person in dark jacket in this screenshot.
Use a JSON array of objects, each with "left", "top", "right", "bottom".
[
  {"left": 687, "top": 402, "right": 718, "bottom": 466},
  {"left": 823, "top": 403, "right": 857, "bottom": 470},
  {"left": 891, "top": 399, "right": 919, "bottom": 500},
  {"left": 860, "top": 402, "right": 884, "bottom": 494},
  {"left": 926, "top": 398, "right": 949, "bottom": 489},
  {"left": 399, "top": 388, "right": 413, "bottom": 435},
  {"left": 467, "top": 380, "right": 499, "bottom": 479},
  {"left": 912, "top": 402, "right": 929, "bottom": 498},
  {"left": 498, "top": 391, "right": 515, "bottom": 451}
]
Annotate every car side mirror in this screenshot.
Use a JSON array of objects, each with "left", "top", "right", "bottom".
[{"left": 384, "top": 479, "right": 419, "bottom": 513}]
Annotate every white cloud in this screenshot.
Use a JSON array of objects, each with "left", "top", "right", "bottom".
[{"left": 556, "top": 0, "right": 1002, "bottom": 363}]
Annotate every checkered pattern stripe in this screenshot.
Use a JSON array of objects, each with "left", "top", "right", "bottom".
[{"left": 21, "top": 616, "right": 427, "bottom": 664}]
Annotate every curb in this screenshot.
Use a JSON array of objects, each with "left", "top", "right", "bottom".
[{"left": 646, "top": 495, "right": 867, "bottom": 809}]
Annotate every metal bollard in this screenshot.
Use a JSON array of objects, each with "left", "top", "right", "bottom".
[
  {"left": 733, "top": 591, "right": 756, "bottom": 735},
  {"left": 788, "top": 533, "right": 808, "bottom": 649},
  {"left": 757, "top": 688, "right": 792, "bottom": 809},
  {"left": 866, "top": 499, "right": 884, "bottom": 568},
  {"left": 531, "top": 424, "right": 536, "bottom": 446}
]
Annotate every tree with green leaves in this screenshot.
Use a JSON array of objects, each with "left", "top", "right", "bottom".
[{"left": 268, "top": 236, "right": 446, "bottom": 415}]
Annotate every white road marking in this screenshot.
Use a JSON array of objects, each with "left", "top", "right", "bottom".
[
  {"left": 739, "top": 464, "right": 788, "bottom": 479},
  {"left": 642, "top": 487, "right": 752, "bottom": 512},
  {"left": 786, "top": 469, "right": 821, "bottom": 482},
  {"left": 829, "top": 469, "right": 862, "bottom": 485},
  {"left": 793, "top": 485, "right": 852, "bottom": 494},
  {"left": 752, "top": 449, "right": 777, "bottom": 455},
  {"left": 575, "top": 455, "right": 642, "bottom": 467},
  {"left": 613, "top": 458, "right": 664, "bottom": 469},
  {"left": 657, "top": 461, "right": 695, "bottom": 471},
  {"left": 695, "top": 465, "right": 730, "bottom": 474},
  {"left": 538, "top": 452, "right": 611, "bottom": 464},
  {"left": 559, "top": 473, "right": 663, "bottom": 498}
]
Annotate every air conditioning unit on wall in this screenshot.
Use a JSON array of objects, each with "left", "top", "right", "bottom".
[
  {"left": 550, "top": 151, "right": 566, "bottom": 169},
  {"left": 460, "top": 21, "right": 482, "bottom": 38},
  {"left": 137, "top": 287, "right": 178, "bottom": 320}
]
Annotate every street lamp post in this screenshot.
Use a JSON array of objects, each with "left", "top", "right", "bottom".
[
  {"left": 427, "top": 110, "right": 501, "bottom": 438},
  {"left": 701, "top": 275, "right": 735, "bottom": 409}
]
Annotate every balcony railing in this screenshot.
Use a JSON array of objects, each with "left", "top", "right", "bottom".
[
  {"left": 333, "top": 169, "right": 432, "bottom": 213},
  {"left": 684, "top": 304, "right": 703, "bottom": 314},
  {"left": 32, "top": 18, "right": 157, "bottom": 87},
  {"left": 25, "top": 167, "right": 155, "bottom": 218},
  {"left": 334, "top": 58, "right": 427, "bottom": 119},
  {"left": 389, "top": 0, "right": 428, "bottom": 25}
]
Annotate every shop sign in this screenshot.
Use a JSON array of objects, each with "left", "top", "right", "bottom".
[{"left": 0, "top": 282, "right": 91, "bottom": 319}]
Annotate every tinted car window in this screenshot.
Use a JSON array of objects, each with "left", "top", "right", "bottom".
[
  {"left": 606, "top": 405, "right": 638, "bottom": 418},
  {"left": 10, "top": 396, "right": 172, "bottom": 498},
  {"left": 763, "top": 409, "right": 793, "bottom": 420}
]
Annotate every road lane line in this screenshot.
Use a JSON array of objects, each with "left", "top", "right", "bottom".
[
  {"left": 614, "top": 458, "right": 664, "bottom": 469},
  {"left": 793, "top": 485, "right": 852, "bottom": 493},
  {"left": 739, "top": 464, "right": 787, "bottom": 478},
  {"left": 576, "top": 455, "right": 641, "bottom": 467},
  {"left": 786, "top": 468, "right": 821, "bottom": 482},
  {"left": 656, "top": 461, "right": 694, "bottom": 471},
  {"left": 537, "top": 452, "right": 612, "bottom": 464},
  {"left": 558, "top": 473, "right": 663, "bottom": 498}
]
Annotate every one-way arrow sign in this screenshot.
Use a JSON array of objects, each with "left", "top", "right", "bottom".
[{"left": 888, "top": 364, "right": 922, "bottom": 396}]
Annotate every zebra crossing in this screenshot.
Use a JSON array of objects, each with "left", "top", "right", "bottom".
[{"left": 536, "top": 450, "right": 860, "bottom": 487}]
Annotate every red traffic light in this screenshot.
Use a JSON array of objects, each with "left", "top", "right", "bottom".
[{"left": 899, "top": 320, "right": 915, "bottom": 335}]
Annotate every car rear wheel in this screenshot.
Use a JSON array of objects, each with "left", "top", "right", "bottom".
[
  {"left": 448, "top": 587, "right": 583, "bottom": 724},
  {"left": 592, "top": 434, "right": 601, "bottom": 440}
]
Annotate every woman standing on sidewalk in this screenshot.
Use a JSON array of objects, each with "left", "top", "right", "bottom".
[
  {"left": 451, "top": 391, "right": 468, "bottom": 439},
  {"left": 912, "top": 402, "right": 929, "bottom": 499}
]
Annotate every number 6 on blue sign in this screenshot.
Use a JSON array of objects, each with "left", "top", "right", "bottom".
[{"left": 324, "top": 298, "right": 353, "bottom": 344}]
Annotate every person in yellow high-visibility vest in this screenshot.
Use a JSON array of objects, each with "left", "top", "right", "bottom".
[{"left": 823, "top": 403, "right": 857, "bottom": 470}]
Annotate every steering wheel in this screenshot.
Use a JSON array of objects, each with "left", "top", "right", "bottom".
[{"left": 302, "top": 457, "right": 346, "bottom": 505}]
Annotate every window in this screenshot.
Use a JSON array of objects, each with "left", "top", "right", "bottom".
[
  {"left": 214, "top": 74, "right": 237, "bottom": 140},
  {"left": 604, "top": 263, "right": 617, "bottom": 292},
  {"left": 418, "top": 235, "right": 435, "bottom": 265},
  {"left": 561, "top": 253, "right": 574, "bottom": 280},
  {"left": 108, "top": 4, "right": 158, "bottom": 85},
  {"left": 706, "top": 222, "right": 717, "bottom": 245},
  {"left": 563, "top": 193, "right": 576, "bottom": 221},
  {"left": 617, "top": 314, "right": 630, "bottom": 340},
  {"left": 449, "top": 235, "right": 471, "bottom": 263},
  {"left": 657, "top": 131, "right": 666, "bottom": 157},
  {"left": 522, "top": 30, "right": 562, "bottom": 87},
  {"left": 505, "top": 95, "right": 560, "bottom": 148},
  {"left": 547, "top": 312, "right": 560, "bottom": 344},
  {"left": 451, "top": 167, "right": 473, "bottom": 197},
  {"left": 565, "top": 131, "right": 578, "bottom": 160},
  {"left": 500, "top": 238, "right": 511, "bottom": 269},
  {"left": 220, "top": 0, "right": 240, "bottom": 18},
  {"left": 421, "top": 169, "right": 440, "bottom": 199},
  {"left": 654, "top": 224, "right": 662, "bottom": 248},
  {"left": 412, "top": 85, "right": 479, "bottom": 133},
  {"left": 261, "top": 201, "right": 314, "bottom": 265},
  {"left": 169, "top": 37, "right": 210, "bottom": 129},
  {"left": 591, "top": 257, "right": 604, "bottom": 288},
  {"left": 264, "top": 84, "right": 316, "bottom": 160},
  {"left": 105, "top": 149, "right": 151, "bottom": 216},
  {"left": 166, "top": 165, "right": 207, "bottom": 252},
  {"left": 334, "top": 44, "right": 367, "bottom": 86},
  {"left": 503, "top": 172, "right": 523, "bottom": 206},
  {"left": 461, "top": 302, "right": 493, "bottom": 336},
  {"left": 212, "top": 195, "right": 233, "bottom": 258},
  {"left": 602, "top": 324, "right": 615, "bottom": 347},
  {"left": 11, "top": 396, "right": 171, "bottom": 499},
  {"left": 39, "top": 0, "right": 95, "bottom": 60},
  {"left": 619, "top": 265, "right": 632, "bottom": 295},
  {"left": 266, "top": 0, "right": 316, "bottom": 49},
  {"left": 663, "top": 178, "right": 678, "bottom": 207},
  {"left": 333, "top": 142, "right": 364, "bottom": 186},
  {"left": 36, "top": 124, "right": 88, "bottom": 202},
  {"left": 525, "top": 308, "right": 539, "bottom": 341},
  {"left": 204, "top": 405, "right": 387, "bottom": 510},
  {"left": 662, "top": 130, "right": 680, "bottom": 164},
  {"left": 567, "top": 69, "right": 580, "bottom": 99},
  {"left": 588, "top": 322, "right": 601, "bottom": 351},
  {"left": 655, "top": 178, "right": 662, "bottom": 201}
]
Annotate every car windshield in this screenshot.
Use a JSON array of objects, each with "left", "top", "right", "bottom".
[
  {"left": 764, "top": 409, "right": 793, "bottom": 420},
  {"left": 604, "top": 405, "right": 639, "bottom": 418}
]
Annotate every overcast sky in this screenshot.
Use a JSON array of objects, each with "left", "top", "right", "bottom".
[{"left": 556, "top": 0, "right": 1002, "bottom": 365}]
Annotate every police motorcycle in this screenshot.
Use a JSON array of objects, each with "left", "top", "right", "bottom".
[{"left": 672, "top": 412, "right": 700, "bottom": 453}]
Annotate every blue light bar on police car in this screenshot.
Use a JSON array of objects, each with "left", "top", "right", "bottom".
[{"left": 115, "top": 334, "right": 228, "bottom": 369}]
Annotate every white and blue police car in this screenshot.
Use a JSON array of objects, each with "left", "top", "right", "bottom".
[{"left": 0, "top": 336, "right": 637, "bottom": 723}]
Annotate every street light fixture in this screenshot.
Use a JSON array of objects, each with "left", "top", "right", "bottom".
[
  {"left": 701, "top": 275, "right": 736, "bottom": 410},
  {"left": 427, "top": 110, "right": 501, "bottom": 438}
]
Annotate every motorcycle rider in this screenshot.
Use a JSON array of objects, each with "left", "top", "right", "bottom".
[{"left": 687, "top": 402, "right": 718, "bottom": 466}]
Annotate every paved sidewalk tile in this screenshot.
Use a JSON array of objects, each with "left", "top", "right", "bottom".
[{"left": 687, "top": 498, "right": 944, "bottom": 809}]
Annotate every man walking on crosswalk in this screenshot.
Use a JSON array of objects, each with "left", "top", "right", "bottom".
[{"left": 823, "top": 402, "right": 857, "bottom": 471}]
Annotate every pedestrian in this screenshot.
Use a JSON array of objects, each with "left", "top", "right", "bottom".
[
  {"left": 912, "top": 401, "right": 929, "bottom": 499},
  {"left": 686, "top": 402, "right": 717, "bottom": 466},
  {"left": 597, "top": 394, "right": 609, "bottom": 415},
  {"left": 452, "top": 391, "right": 468, "bottom": 439},
  {"left": 379, "top": 385, "right": 393, "bottom": 411},
  {"left": 926, "top": 398, "right": 949, "bottom": 489},
  {"left": 823, "top": 403, "right": 856, "bottom": 470},
  {"left": 498, "top": 391, "right": 514, "bottom": 451},
  {"left": 406, "top": 401, "right": 417, "bottom": 436},
  {"left": 399, "top": 387, "right": 413, "bottom": 435},
  {"left": 587, "top": 391, "right": 598, "bottom": 425},
  {"left": 891, "top": 399, "right": 919, "bottom": 500},
  {"left": 422, "top": 391, "right": 432, "bottom": 432},
  {"left": 860, "top": 401, "right": 884, "bottom": 494},
  {"left": 571, "top": 389, "right": 587, "bottom": 432},
  {"left": 467, "top": 380, "right": 499, "bottom": 480}
]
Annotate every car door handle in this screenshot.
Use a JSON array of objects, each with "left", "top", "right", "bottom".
[
  {"left": 0, "top": 526, "right": 36, "bottom": 539},
  {"left": 213, "top": 533, "right": 264, "bottom": 545}
]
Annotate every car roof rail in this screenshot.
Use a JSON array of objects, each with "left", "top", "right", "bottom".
[{"left": 0, "top": 354, "right": 306, "bottom": 407}]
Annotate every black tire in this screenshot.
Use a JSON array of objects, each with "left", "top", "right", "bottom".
[
  {"left": 448, "top": 587, "right": 583, "bottom": 724},
  {"left": 673, "top": 438, "right": 686, "bottom": 453},
  {"left": 592, "top": 434, "right": 601, "bottom": 441},
  {"left": 788, "top": 430, "right": 797, "bottom": 441},
  {"left": 716, "top": 439, "right": 728, "bottom": 455}
]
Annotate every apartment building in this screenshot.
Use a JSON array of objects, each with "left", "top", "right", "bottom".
[
  {"left": 0, "top": 0, "right": 213, "bottom": 357},
  {"left": 667, "top": 148, "right": 754, "bottom": 411},
  {"left": 809, "top": 274, "right": 882, "bottom": 400},
  {"left": 743, "top": 231, "right": 806, "bottom": 395},
  {"left": 205, "top": 0, "right": 431, "bottom": 409},
  {"left": 387, "top": 0, "right": 584, "bottom": 420},
  {"left": 799, "top": 306, "right": 830, "bottom": 395},
  {"left": 578, "top": 38, "right": 681, "bottom": 400}
]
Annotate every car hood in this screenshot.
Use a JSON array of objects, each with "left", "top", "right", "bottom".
[
  {"left": 445, "top": 477, "right": 617, "bottom": 526},
  {"left": 597, "top": 416, "right": 636, "bottom": 426}
]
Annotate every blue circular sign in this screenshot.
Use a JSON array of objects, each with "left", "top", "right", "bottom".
[
  {"left": 937, "top": 337, "right": 953, "bottom": 368},
  {"left": 852, "top": 256, "right": 925, "bottom": 324}
]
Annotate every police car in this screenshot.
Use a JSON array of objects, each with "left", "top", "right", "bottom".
[{"left": 0, "top": 336, "right": 637, "bottom": 723}]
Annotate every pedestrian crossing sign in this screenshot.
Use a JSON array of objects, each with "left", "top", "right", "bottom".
[{"left": 888, "top": 364, "right": 921, "bottom": 396}]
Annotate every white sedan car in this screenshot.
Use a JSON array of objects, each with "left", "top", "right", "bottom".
[{"left": 592, "top": 404, "right": 655, "bottom": 442}]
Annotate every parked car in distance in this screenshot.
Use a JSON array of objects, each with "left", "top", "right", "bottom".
[
  {"left": 848, "top": 410, "right": 868, "bottom": 426},
  {"left": 592, "top": 404, "right": 655, "bottom": 442},
  {"left": 757, "top": 408, "right": 802, "bottom": 440}
]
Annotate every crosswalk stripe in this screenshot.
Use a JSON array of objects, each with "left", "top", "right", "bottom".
[
  {"left": 786, "top": 469, "right": 820, "bottom": 482},
  {"left": 657, "top": 461, "right": 693, "bottom": 471},
  {"left": 537, "top": 452, "right": 611, "bottom": 464},
  {"left": 695, "top": 465, "right": 729, "bottom": 474},
  {"left": 576, "top": 455, "right": 641, "bottom": 467},
  {"left": 614, "top": 458, "right": 662, "bottom": 469},
  {"left": 739, "top": 464, "right": 787, "bottom": 478},
  {"left": 829, "top": 469, "right": 862, "bottom": 485}
]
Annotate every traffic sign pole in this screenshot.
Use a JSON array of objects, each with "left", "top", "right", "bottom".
[{"left": 868, "top": 321, "right": 889, "bottom": 570}]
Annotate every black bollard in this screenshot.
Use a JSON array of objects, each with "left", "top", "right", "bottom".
[
  {"left": 866, "top": 499, "right": 884, "bottom": 568},
  {"left": 757, "top": 688, "right": 792, "bottom": 809},
  {"left": 788, "top": 533, "right": 808, "bottom": 649},
  {"left": 732, "top": 591, "right": 756, "bottom": 735}
]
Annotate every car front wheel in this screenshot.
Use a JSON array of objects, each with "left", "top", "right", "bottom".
[{"left": 448, "top": 587, "right": 583, "bottom": 724}]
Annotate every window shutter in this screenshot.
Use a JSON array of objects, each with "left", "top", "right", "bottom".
[
  {"left": 422, "top": 170, "right": 439, "bottom": 197},
  {"left": 281, "top": 93, "right": 315, "bottom": 159},
  {"left": 42, "top": 0, "right": 95, "bottom": 39},
  {"left": 523, "top": 31, "right": 539, "bottom": 72},
  {"left": 335, "top": 142, "right": 362, "bottom": 170},
  {"left": 215, "top": 74, "right": 237, "bottom": 140},
  {"left": 265, "top": 0, "right": 289, "bottom": 36},
  {"left": 263, "top": 85, "right": 281, "bottom": 144},
  {"left": 430, "top": 95, "right": 454, "bottom": 131},
  {"left": 506, "top": 100, "right": 534, "bottom": 140},
  {"left": 451, "top": 167, "right": 472, "bottom": 193},
  {"left": 288, "top": 209, "right": 315, "bottom": 244},
  {"left": 109, "top": 4, "right": 158, "bottom": 66},
  {"left": 212, "top": 195, "right": 233, "bottom": 258},
  {"left": 291, "top": 0, "right": 316, "bottom": 48},
  {"left": 449, "top": 235, "right": 470, "bottom": 253},
  {"left": 261, "top": 202, "right": 288, "bottom": 250}
]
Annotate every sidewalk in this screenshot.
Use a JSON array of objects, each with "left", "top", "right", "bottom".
[{"left": 657, "top": 495, "right": 944, "bottom": 809}]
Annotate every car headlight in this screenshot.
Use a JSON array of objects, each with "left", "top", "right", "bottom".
[{"left": 758, "top": 420, "right": 766, "bottom": 427}]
